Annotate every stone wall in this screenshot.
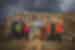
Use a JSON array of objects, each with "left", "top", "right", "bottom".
[{"left": 62, "top": 12, "right": 75, "bottom": 50}]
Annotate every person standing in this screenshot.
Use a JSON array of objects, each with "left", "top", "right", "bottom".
[
  {"left": 47, "top": 23, "right": 56, "bottom": 41},
  {"left": 30, "top": 16, "right": 44, "bottom": 40},
  {"left": 47, "top": 16, "right": 57, "bottom": 41},
  {"left": 28, "top": 16, "right": 44, "bottom": 50},
  {"left": 23, "top": 23, "right": 31, "bottom": 40},
  {"left": 11, "top": 16, "right": 24, "bottom": 39},
  {"left": 56, "top": 20, "right": 64, "bottom": 42}
]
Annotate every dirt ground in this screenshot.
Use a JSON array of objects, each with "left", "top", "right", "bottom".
[{"left": 7, "top": 39, "right": 63, "bottom": 50}]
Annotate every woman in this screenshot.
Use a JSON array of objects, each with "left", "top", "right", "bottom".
[{"left": 23, "top": 24, "right": 31, "bottom": 40}]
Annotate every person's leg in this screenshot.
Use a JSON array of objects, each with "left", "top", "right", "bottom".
[
  {"left": 21, "top": 32, "right": 24, "bottom": 38},
  {"left": 13, "top": 32, "right": 18, "bottom": 38},
  {"left": 48, "top": 33, "right": 56, "bottom": 41},
  {"left": 24, "top": 32, "right": 29, "bottom": 40},
  {"left": 47, "top": 33, "right": 51, "bottom": 40},
  {"left": 51, "top": 33, "right": 56, "bottom": 41},
  {"left": 56, "top": 34, "right": 62, "bottom": 42},
  {"left": 16, "top": 32, "right": 22, "bottom": 40}
]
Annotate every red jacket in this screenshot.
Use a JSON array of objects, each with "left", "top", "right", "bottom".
[
  {"left": 56, "top": 23, "right": 64, "bottom": 33},
  {"left": 24, "top": 25, "right": 31, "bottom": 33}
]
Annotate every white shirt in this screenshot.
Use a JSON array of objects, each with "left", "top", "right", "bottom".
[
  {"left": 30, "top": 20, "right": 44, "bottom": 40},
  {"left": 31, "top": 20, "right": 44, "bottom": 36},
  {"left": 32, "top": 20, "right": 44, "bottom": 28}
]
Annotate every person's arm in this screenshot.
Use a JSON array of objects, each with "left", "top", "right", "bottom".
[
  {"left": 22, "top": 22, "right": 26, "bottom": 33},
  {"left": 11, "top": 21, "right": 16, "bottom": 32}
]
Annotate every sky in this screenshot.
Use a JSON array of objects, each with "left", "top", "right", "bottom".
[
  {"left": 59, "top": 0, "right": 74, "bottom": 12},
  {"left": 0, "top": 0, "right": 75, "bottom": 23},
  {"left": 4, "top": 0, "right": 61, "bottom": 17},
  {"left": 3, "top": 0, "right": 75, "bottom": 13}
]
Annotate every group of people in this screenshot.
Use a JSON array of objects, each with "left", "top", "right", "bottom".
[
  {"left": 11, "top": 16, "right": 30, "bottom": 40},
  {"left": 10, "top": 16, "right": 64, "bottom": 42}
]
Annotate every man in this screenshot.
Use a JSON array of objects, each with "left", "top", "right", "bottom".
[
  {"left": 11, "top": 16, "right": 24, "bottom": 39},
  {"left": 30, "top": 16, "right": 44, "bottom": 40},
  {"left": 47, "top": 16, "right": 57, "bottom": 41},
  {"left": 56, "top": 20, "right": 64, "bottom": 42},
  {"left": 47, "top": 23, "right": 56, "bottom": 41},
  {"left": 28, "top": 16, "right": 44, "bottom": 50}
]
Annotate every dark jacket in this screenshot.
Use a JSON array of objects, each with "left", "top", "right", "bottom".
[{"left": 11, "top": 21, "right": 24, "bottom": 33}]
